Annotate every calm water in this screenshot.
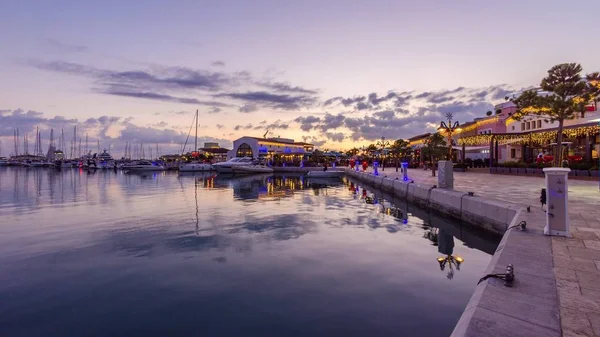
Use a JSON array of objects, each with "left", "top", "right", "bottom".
[{"left": 0, "top": 168, "right": 498, "bottom": 337}]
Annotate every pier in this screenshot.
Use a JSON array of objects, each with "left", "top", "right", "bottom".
[{"left": 345, "top": 167, "right": 600, "bottom": 337}]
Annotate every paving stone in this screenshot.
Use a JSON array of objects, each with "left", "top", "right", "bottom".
[
  {"left": 576, "top": 270, "right": 600, "bottom": 292},
  {"left": 572, "top": 231, "right": 600, "bottom": 240},
  {"left": 457, "top": 306, "right": 560, "bottom": 337},
  {"left": 584, "top": 240, "right": 600, "bottom": 250},
  {"left": 556, "top": 278, "right": 581, "bottom": 295},
  {"left": 588, "top": 313, "right": 600, "bottom": 337},
  {"left": 554, "top": 267, "right": 578, "bottom": 282},
  {"left": 554, "top": 256, "right": 598, "bottom": 273},
  {"left": 559, "top": 288, "right": 600, "bottom": 312},
  {"left": 564, "top": 239, "right": 586, "bottom": 248},
  {"left": 560, "top": 308, "right": 594, "bottom": 337},
  {"left": 581, "top": 288, "right": 600, "bottom": 303},
  {"left": 568, "top": 247, "right": 600, "bottom": 260}
]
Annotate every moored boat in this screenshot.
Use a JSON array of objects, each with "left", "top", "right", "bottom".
[
  {"left": 179, "top": 162, "right": 214, "bottom": 172},
  {"left": 232, "top": 165, "right": 274, "bottom": 174},
  {"left": 123, "top": 160, "right": 166, "bottom": 172},
  {"left": 213, "top": 157, "right": 254, "bottom": 173}
]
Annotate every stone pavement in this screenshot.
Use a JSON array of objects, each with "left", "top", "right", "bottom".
[{"left": 356, "top": 166, "right": 600, "bottom": 336}]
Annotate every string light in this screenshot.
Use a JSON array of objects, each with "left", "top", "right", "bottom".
[{"left": 457, "top": 125, "right": 599, "bottom": 146}]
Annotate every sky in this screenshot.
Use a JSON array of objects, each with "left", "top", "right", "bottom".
[{"left": 1, "top": 0, "right": 600, "bottom": 157}]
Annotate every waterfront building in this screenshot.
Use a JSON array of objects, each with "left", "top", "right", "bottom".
[
  {"left": 453, "top": 100, "right": 599, "bottom": 164},
  {"left": 199, "top": 143, "right": 229, "bottom": 162},
  {"left": 227, "top": 136, "right": 314, "bottom": 161}
]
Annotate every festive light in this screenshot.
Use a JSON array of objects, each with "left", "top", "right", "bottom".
[
  {"left": 454, "top": 117, "right": 499, "bottom": 134},
  {"left": 457, "top": 125, "right": 599, "bottom": 146}
]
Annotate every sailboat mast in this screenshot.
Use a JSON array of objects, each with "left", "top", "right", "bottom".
[
  {"left": 85, "top": 133, "right": 88, "bottom": 155},
  {"left": 194, "top": 109, "right": 198, "bottom": 152}
]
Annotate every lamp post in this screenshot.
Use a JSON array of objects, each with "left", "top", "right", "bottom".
[
  {"left": 376, "top": 136, "right": 391, "bottom": 171},
  {"left": 438, "top": 113, "right": 460, "bottom": 161}
]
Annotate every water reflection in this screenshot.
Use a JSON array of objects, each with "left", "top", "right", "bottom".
[{"left": 0, "top": 168, "right": 499, "bottom": 337}]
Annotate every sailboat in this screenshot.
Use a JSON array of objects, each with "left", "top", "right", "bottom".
[{"left": 179, "top": 110, "right": 214, "bottom": 172}]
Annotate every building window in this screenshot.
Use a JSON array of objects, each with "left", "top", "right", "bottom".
[
  {"left": 521, "top": 123, "right": 525, "bottom": 131},
  {"left": 511, "top": 148, "right": 516, "bottom": 158},
  {"left": 537, "top": 120, "right": 542, "bottom": 128},
  {"left": 236, "top": 143, "right": 253, "bottom": 157},
  {"left": 512, "top": 125, "right": 515, "bottom": 130},
  {"left": 526, "top": 122, "right": 531, "bottom": 130}
]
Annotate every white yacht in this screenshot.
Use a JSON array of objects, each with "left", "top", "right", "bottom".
[
  {"left": 0, "top": 157, "right": 8, "bottom": 166},
  {"left": 96, "top": 150, "right": 115, "bottom": 169},
  {"left": 232, "top": 164, "right": 274, "bottom": 174},
  {"left": 123, "top": 160, "right": 166, "bottom": 172},
  {"left": 213, "top": 157, "right": 254, "bottom": 173},
  {"left": 179, "top": 162, "right": 213, "bottom": 172}
]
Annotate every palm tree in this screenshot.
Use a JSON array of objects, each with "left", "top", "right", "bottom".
[
  {"left": 346, "top": 147, "right": 359, "bottom": 157},
  {"left": 512, "top": 63, "right": 600, "bottom": 166},
  {"left": 422, "top": 133, "right": 446, "bottom": 177},
  {"left": 366, "top": 144, "right": 378, "bottom": 155},
  {"left": 390, "top": 139, "right": 410, "bottom": 172}
]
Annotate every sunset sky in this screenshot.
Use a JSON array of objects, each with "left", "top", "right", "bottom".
[{"left": 1, "top": 0, "right": 600, "bottom": 156}]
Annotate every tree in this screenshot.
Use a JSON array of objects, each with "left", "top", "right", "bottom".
[
  {"left": 486, "top": 110, "right": 493, "bottom": 116},
  {"left": 422, "top": 133, "right": 446, "bottom": 176},
  {"left": 390, "top": 139, "right": 410, "bottom": 172},
  {"left": 346, "top": 147, "right": 359, "bottom": 157},
  {"left": 366, "top": 144, "right": 377, "bottom": 154},
  {"left": 512, "top": 63, "right": 600, "bottom": 166}
]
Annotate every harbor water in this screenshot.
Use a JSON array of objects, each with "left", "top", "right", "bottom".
[{"left": 0, "top": 168, "right": 499, "bottom": 337}]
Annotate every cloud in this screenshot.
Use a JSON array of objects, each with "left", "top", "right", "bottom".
[
  {"left": 234, "top": 123, "right": 254, "bottom": 131},
  {"left": 105, "top": 90, "right": 234, "bottom": 107},
  {"left": 153, "top": 110, "right": 192, "bottom": 116},
  {"left": 264, "top": 120, "right": 289, "bottom": 130},
  {"left": 258, "top": 81, "right": 318, "bottom": 95},
  {"left": 150, "top": 121, "right": 168, "bottom": 128},
  {"left": 216, "top": 91, "right": 316, "bottom": 110},
  {"left": 45, "top": 38, "right": 88, "bottom": 53},
  {"left": 294, "top": 115, "right": 321, "bottom": 131},
  {"left": 302, "top": 136, "right": 326, "bottom": 147},
  {"left": 318, "top": 113, "right": 345, "bottom": 131},
  {"left": 239, "top": 104, "right": 258, "bottom": 113},
  {"left": 30, "top": 60, "right": 319, "bottom": 112},
  {"left": 0, "top": 108, "right": 231, "bottom": 156},
  {"left": 211, "top": 61, "right": 225, "bottom": 67},
  {"left": 216, "top": 124, "right": 224, "bottom": 129},
  {"left": 208, "top": 107, "right": 221, "bottom": 114},
  {"left": 324, "top": 132, "right": 345, "bottom": 142}
]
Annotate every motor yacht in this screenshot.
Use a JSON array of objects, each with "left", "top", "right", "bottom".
[
  {"left": 122, "top": 160, "right": 166, "bottom": 172},
  {"left": 212, "top": 157, "right": 254, "bottom": 173}
]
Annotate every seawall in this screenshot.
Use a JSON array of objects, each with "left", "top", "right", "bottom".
[{"left": 344, "top": 168, "right": 561, "bottom": 337}]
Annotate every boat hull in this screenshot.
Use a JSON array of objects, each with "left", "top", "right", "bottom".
[
  {"left": 233, "top": 166, "right": 274, "bottom": 174},
  {"left": 179, "top": 164, "right": 214, "bottom": 172},
  {"left": 125, "top": 166, "right": 166, "bottom": 171}
]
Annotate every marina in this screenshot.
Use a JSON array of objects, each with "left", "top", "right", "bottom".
[{"left": 0, "top": 167, "right": 498, "bottom": 337}]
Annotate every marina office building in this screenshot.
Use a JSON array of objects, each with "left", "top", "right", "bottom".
[{"left": 228, "top": 136, "right": 314, "bottom": 161}]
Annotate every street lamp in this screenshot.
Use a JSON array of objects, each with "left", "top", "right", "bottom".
[
  {"left": 438, "top": 112, "right": 460, "bottom": 161},
  {"left": 436, "top": 255, "right": 465, "bottom": 280},
  {"left": 376, "top": 136, "right": 391, "bottom": 171}
]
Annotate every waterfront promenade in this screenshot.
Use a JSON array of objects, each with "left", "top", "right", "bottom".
[{"left": 354, "top": 166, "right": 600, "bottom": 336}]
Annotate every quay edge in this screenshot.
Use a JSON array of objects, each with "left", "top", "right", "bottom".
[{"left": 344, "top": 168, "right": 561, "bottom": 337}]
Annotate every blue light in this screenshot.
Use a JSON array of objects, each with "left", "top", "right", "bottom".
[{"left": 402, "top": 218, "right": 408, "bottom": 224}]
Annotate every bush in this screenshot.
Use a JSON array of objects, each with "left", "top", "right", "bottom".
[
  {"left": 454, "top": 163, "right": 467, "bottom": 169},
  {"left": 473, "top": 158, "right": 483, "bottom": 168}
]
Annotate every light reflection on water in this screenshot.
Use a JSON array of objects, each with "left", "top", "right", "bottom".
[{"left": 0, "top": 168, "right": 498, "bottom": 337}]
